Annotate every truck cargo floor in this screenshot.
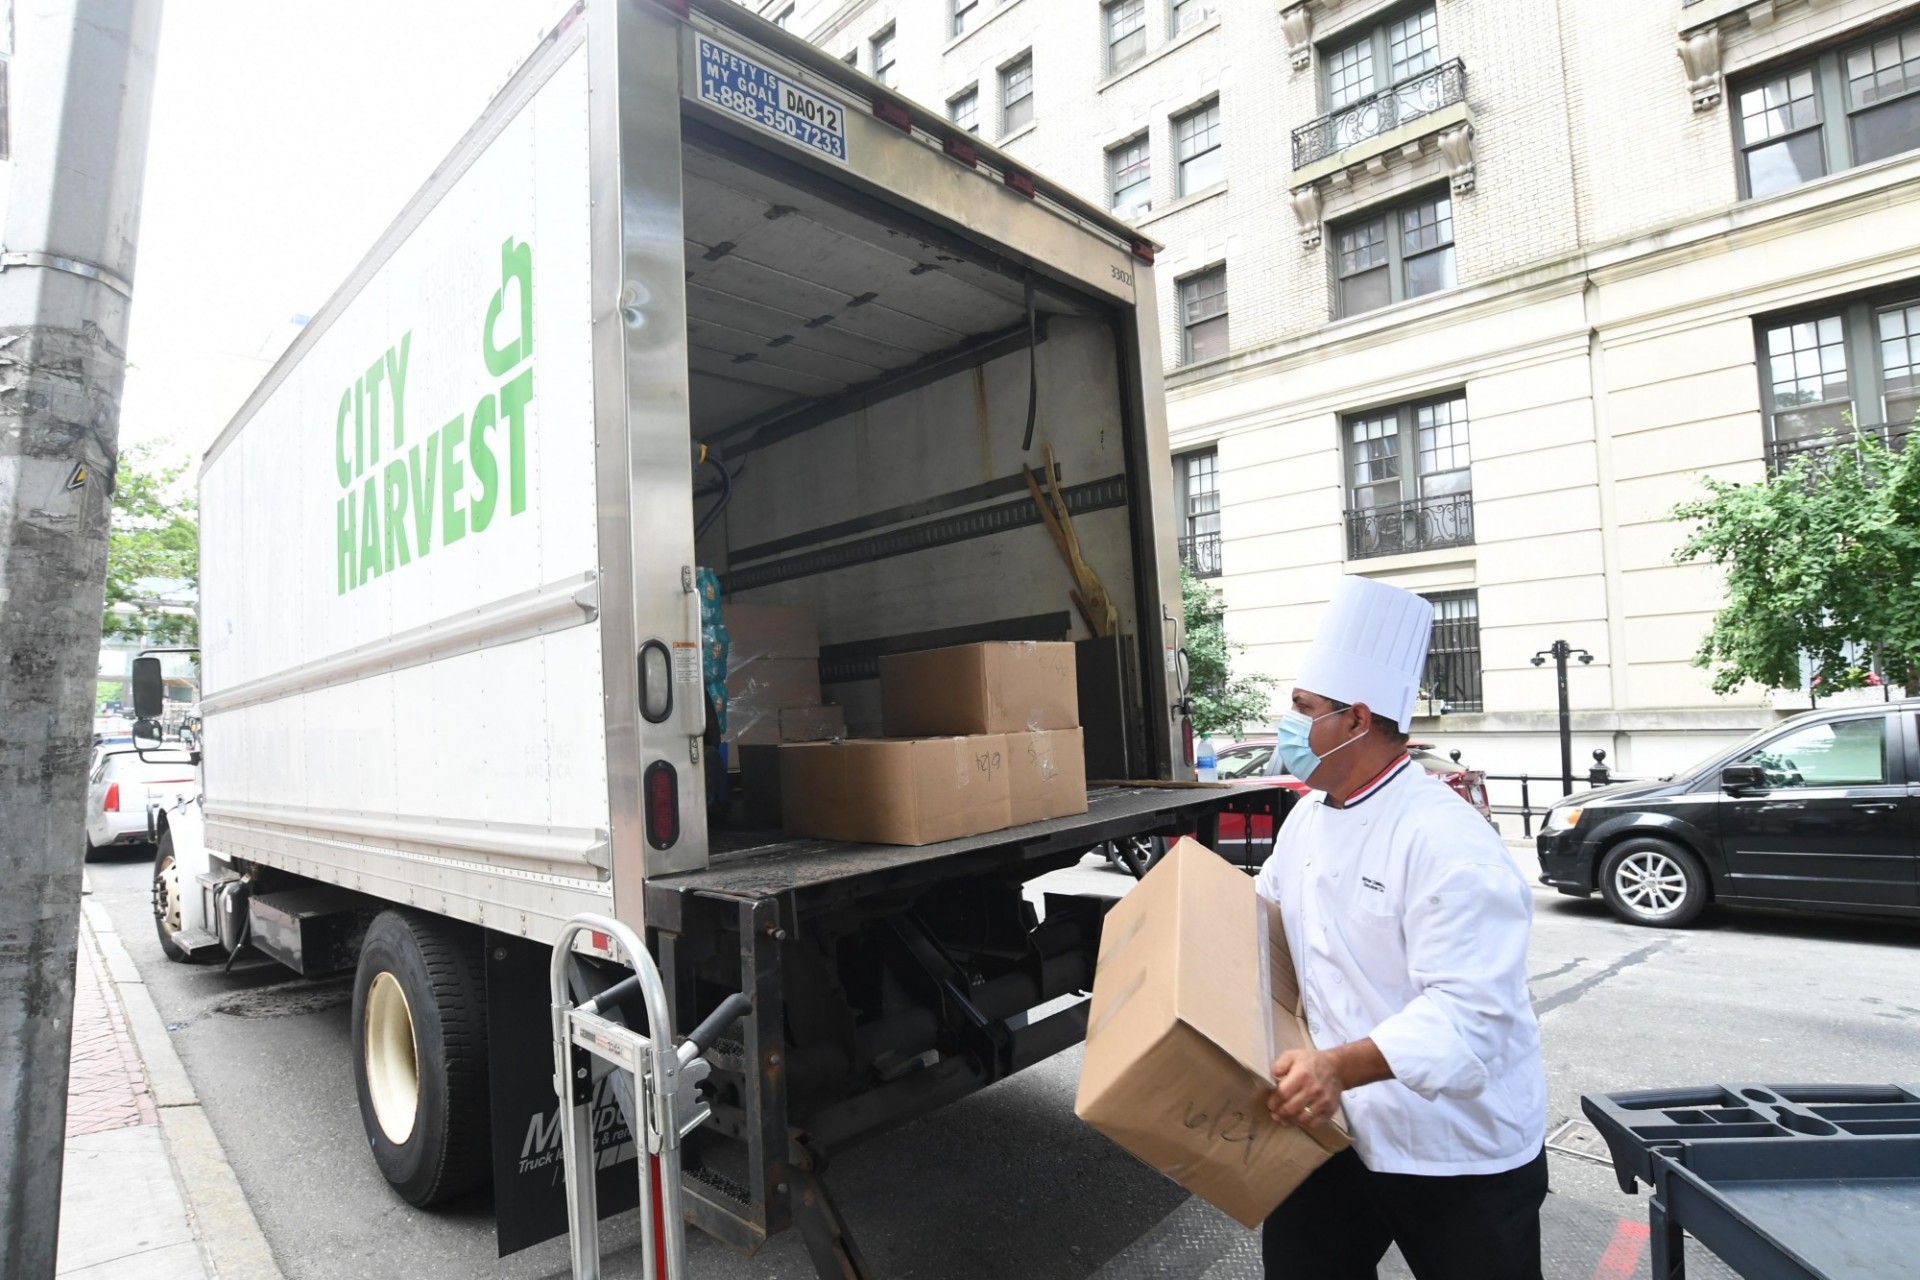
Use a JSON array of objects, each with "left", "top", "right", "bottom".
[{"left": 650, "top": 784, "right": 1251, "bottom": 915}]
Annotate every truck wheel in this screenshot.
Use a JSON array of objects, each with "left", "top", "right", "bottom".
[
  {"left": 350, "top": 910, "right": 492, "bottom": 1206},
  {"left": 152, "top": 831, "right": 202, "bottom": 964},
  {"left": 1599, "top": 838, "right": 1708, "bottom": 928}
]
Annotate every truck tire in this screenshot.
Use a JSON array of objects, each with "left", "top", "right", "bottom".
[
  {"left": 1599, "top": 838, "right": 1708, "bottom": 928},
  {"left": 350, "top": 910, "right": 492, "bottom": 1206},
  {"left": 151, "top": 831, "right": 203, "bottom": 964}
]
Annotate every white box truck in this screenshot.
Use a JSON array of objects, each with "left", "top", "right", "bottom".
[{"left": 140, "top": 0, "right": 1283, "bottom": 1269}]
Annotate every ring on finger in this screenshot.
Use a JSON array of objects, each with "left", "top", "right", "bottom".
[{"left": 1302, "top": 1104, "right": 1316, "bottom": 1119}]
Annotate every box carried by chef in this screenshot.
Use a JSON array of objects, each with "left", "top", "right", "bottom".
[{"left": 1075, "top": 838, "right": 1349, "bottom": 1225}]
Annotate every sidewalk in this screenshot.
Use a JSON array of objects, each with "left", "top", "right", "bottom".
[{"left": 58, "top": 886, "right": 281, "bottom": 1279}]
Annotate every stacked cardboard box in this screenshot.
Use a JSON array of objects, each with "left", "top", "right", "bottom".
[
  {"left": 723, "top": 603, "right": 844, "bottom": 746},
  {"left": 778, "top": 641, "right": 1088, "bottom": 846}
]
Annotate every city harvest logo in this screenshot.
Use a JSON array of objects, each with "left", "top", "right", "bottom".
[{"left": 334, "top": 238, "right": 537, "bottom": 595}]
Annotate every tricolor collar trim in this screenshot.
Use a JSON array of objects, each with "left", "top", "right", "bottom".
[{"left": 1340, "top": 755, "right": 1413, "bottom": 809}]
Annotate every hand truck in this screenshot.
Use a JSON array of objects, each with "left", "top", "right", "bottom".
[{"left": 551, "top": 913, "right": 752, "bottom": 1280}]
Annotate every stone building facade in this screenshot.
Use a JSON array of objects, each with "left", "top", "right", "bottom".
[{"left": 748, "top": 0, "right": 1920, "bottom": 783}]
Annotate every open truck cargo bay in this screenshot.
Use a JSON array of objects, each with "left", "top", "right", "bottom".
[{"left": 166, "top": 0, "right": 1289, "bottom": 1270}]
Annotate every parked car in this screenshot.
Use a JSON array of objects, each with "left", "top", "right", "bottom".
[
  {"left": 1203, "top": 737, "right": 1495, "bottom": 867},
  {"left": 1537, "top": 700, "right": 1920, "bottom": 928},
  {"left": 84, "top": 746, "right": 197, "bottom": 856}
]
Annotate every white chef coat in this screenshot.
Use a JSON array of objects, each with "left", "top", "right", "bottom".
[{"left": 1255, "top": 755, "right": 1546, "bottom": 1176}]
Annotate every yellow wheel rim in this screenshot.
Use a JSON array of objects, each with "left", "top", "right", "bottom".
[{"left": 364, "top": 971, "right": 420, "bottom": 1144}]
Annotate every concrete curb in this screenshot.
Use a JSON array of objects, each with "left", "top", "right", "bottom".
[{"left": 81, "top": 903, "right": 284, "bottom": 1280}]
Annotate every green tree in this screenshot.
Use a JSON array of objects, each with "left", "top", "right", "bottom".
[
  {"left": 1673, "top": 426, "right": 1920, "bottom": 695},
  {"left": 1181, "top": 566, "right": 1274, "bottom": 734},
  {"left": 103, "top": 441, "right": 198, "bottom": 645}
]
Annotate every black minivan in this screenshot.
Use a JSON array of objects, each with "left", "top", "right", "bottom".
[{"left": 1537, "top": 700, "right": 1920, "bottom": 927}]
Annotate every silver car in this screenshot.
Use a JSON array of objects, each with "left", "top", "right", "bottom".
[{"left": 84, "top": 746, "right": 197, "bottom": 854}]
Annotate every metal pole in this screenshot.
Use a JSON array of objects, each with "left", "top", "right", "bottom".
[
  {"left": 1556, "top": 641, "right": 1574, "bottom": 797},
  {"left": 0, "top": 3, "right": 164, "bottom": 1275}
]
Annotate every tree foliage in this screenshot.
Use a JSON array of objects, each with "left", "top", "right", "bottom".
[
  {"left": 1673, "top": 428, "right": 1920, "bottom": 695},
  {"left": 1181, "top": 566, "right": 1274, "bottom": 734},
  {"left": 104, "top": 441, "right": 198, "bottom": 645}
]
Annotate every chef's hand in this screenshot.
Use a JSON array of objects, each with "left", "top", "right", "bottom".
[
  {"left": 1268, "top": 1048, "right": 1342, "bottom": 1129},
  {"left": 1268, "top": 1039, "right": 1392, "bottom": 1129}
]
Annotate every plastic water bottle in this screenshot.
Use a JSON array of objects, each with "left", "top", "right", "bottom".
[{"left": 1196, "top": 734, "right": 1219, "bottom": 782}]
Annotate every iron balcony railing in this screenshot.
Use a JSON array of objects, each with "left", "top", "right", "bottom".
[
  {"left": 1766, "top": 420, "right": 1913, "bottom": 474},
  {"left": 1292, "top": 58, "right": 1468, "bottom": 170},
  {"left": 1179, "top": 531, "right": 1223, "bottom": 578},
  {"left": 1345, "top": 491, "right": 1474, "bottom": 560}
]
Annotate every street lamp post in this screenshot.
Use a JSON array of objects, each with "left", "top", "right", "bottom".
[{"left": 1532, "top": 640, "right": 1595, "bottom": 797}]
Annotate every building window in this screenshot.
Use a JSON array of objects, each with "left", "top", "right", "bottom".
[
  {"left": 1174, "top": 100, "right": 1223, "bottom": 194},
  {"left": 1109, "top": 136, "right": 1151, "bottom": 218},
  {"left": 953, "top": 0, "right": 979, "bottom": 38},
  {"left": 1001, "top": 55, "right": 1034, "bottom": 134},
  {"left": 1334, "top": 190, "right": 1455, "bottom": 317},
  {"left": 1108, "top": 0, "right": 1147, "bottom": 74},
  {"left": 1172, "top": 0, "right": 1216, "bottom": 36},
  {"left": 1180, "top": 267, "right": 1229, "bottom": 365},
  {"left": 1734, "top": 18, "right": 1920, "bottom": 199},
  {"left": 950, "top": 87, "right": 980, "bottom": 134},
  {"left": 1343, "top": 393, "right": 1473, "bottom": 560},
  {"left": 1325, "top": 4, "right": 1438, "bottom": 110},
  {"left": 1758, "top": 289, "right": 1920, "bottom": 470},
  {"left": 1175, "top": 450, "right": 1222, "bottom": 577},
  {"left": 1423, "top": 590, "right": 1482, "bottom": 714},
  {"left": 871, "top": 27, "right": 896, "bottom": 88},
  {"left": 773, "top": 5, "right": 794, "bottom": 29}
]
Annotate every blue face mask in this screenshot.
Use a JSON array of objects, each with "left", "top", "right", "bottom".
[{"left": 1274, "top": 708, "right": 1363, "bottom": 782}]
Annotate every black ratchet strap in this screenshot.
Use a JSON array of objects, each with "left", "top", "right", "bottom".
[{"left": 1022, "top": 273, "right": 1038, "bottom": 453}]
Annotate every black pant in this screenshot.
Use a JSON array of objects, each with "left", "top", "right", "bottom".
[{"left": 1262, "top": 1147, "right": 1548, "bottom": 1280}]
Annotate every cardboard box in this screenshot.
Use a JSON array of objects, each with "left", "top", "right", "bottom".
[
  {"left": 779, "top": 735, "right": 1011, "bottom": 846},
  {"left": 1006, "top": 728, "right": 1088, "bottom": 826},
  {"left": 780, "top": 704, "right": 845, "bottom": 743},
  {"left": 724, "top": 603, "right": 820, "bottom": 669},
  {"left": 880, "top": 641, "right": 1078, "bottom": 737},
  {"left": 726, "top": 657, "right": 823, "bottom": 746},
  {"left": 1075, "top": 838, "right": 1349, "bottom": 1227}
]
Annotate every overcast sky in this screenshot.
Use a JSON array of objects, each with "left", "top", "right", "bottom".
[{"left": 121, "top": 0, "right": 569, "bottom": 463}]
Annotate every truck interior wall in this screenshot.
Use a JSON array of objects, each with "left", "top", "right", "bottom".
[{"left": 695, "top": 318, "right": 1135, "bottom": 737}]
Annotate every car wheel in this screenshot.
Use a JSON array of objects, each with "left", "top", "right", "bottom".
[
  {"left": 1115, "top": 836, "right": 1167, "bottom": 880},
  {"left": 1599, "top": 838, "right": 1707, "bottom": 928},
  {"left": 351, "top": 910, "right": 492, "bottom": 1206}
]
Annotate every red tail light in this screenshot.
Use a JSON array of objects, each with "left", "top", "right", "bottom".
[
  {"left": 643, "top": 761, "right": 680, "bottom": 850},
  {"left": 104, "top": 782, "right": 120, "bottom": 813}
]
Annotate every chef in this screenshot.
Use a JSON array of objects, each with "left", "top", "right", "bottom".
[{"left": 1257, "top": 577, "right": 1546, "bottom": 1280}]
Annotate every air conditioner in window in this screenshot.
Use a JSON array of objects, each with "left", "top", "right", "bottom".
[{"left": 1176, "top": 6, "right": 1211, "bottom": 33}]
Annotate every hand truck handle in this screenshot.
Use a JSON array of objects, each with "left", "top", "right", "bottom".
[{"left": 684, "top": 992, "right": 753, "bottom": 1056}]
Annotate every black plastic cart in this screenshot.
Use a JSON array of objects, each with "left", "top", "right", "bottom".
[{"left": 1582, "top": 1083, "right": 1920, "bottom": 1279}]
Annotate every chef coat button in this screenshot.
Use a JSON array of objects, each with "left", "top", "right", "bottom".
[{"left": 1332, "top": 972, "right": 1344, "bottom": 984}]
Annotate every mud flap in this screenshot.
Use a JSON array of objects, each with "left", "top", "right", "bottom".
[{"left": 487, "top": 931, "right": 641, "bottom": 1256}]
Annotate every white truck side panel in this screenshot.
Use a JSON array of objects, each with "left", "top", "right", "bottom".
[{"left": 198, "top": 41, "right": 610, "bottom": 909}]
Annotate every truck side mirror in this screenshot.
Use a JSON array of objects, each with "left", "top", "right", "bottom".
[
  {"left": 132, "top": 718, "right": 164, "bottom": 749},
  {"left": 132, "top": 655, "right": 164, "bottom": 720},
  {"left": 1720, "top": 764, "right": 1766, "bottom": 793}
]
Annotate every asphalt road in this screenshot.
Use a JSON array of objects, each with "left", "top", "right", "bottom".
[{"left": 86, "top": 844, "right": 1919, "bottom": 1280}]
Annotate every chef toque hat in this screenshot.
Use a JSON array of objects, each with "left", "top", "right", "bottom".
[{"left": 1294, "top": 576, "right": 1434, "bottom": 727}]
